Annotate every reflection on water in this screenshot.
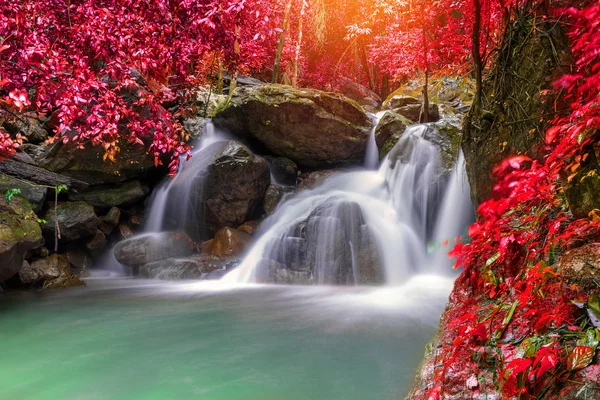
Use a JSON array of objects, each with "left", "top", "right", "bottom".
[{"left": 0, "top": 276, "right": 452, "bottom": 400}]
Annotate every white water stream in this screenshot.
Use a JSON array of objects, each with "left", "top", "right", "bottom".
[{"left": 225, "top": 123, "right": 473, "bottom": 284}]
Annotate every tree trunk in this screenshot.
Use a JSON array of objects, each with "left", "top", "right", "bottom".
[
  {"left": 421, "top": 23, "right": 430, "bottom": 123},
  {"left": 272, "top": 0, "right": 293, "bottom": 83},
  {"left": 472, "top": 0, "right": 483, "bottom": 112},
  {"left": 423, "top": 70, "right": 430, "bottom": 123},
  {"left": 291, "top": 0, "right": 306, "bottom": 87}
]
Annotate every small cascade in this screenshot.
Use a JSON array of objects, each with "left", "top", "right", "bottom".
[
  {"left": 144, "top": 120, "right": 232, "bottom": 235},
  {"left": 429, "top": 151, "right": 473, "bottom": 271},
  {"left": 224, "top": 123, "right": 474, "bottom": 284},
  {"left": 364, "top": 111, "right": 387, "bottom": 170}
]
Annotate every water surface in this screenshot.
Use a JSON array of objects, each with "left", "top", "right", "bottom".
[{"left": 0, "top": 275, "right": 452, "bottom": 400}]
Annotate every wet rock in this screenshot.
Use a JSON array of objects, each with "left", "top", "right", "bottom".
[
  {"left": 113, "top": 232, "right": 197, "bottom": 267},
  {"left": 264, "top": 184, "right": 285, "bottom": 215},
  {"left": 41, "top": 201, "right": 98, "bottom": 243},
  {"left": 99, "top": 207, "right": 121, "bottom": 236},
  {"left": 255, "top": 258, "right": 313, "bottom": 284},
  {"left": 297, "top": 169, "right": 340, "bottom": 190},
  {"left": 201, "top": 227, "right": 251, "bottom": 258},
  {"left": 164, "top": 141, "right": 270, "bottom": 240},
  {"left": 139, "top": 257, "right": 212, "bottom": 280},
  {"left": 213, "top": 85, "right": 373, "bottom": 168},
  {"left": 68, "top": 180, "right": 149, "bottom": 209},
  {"left": 356, "top": 225, "right": 383, "bottom": 284},
  {"left": 19, "top": 254, "right": 84, "bottom": 288},
  {"left": 64, "top": 247, "right": 93, "bottom": 270},
  {"left": 0, "top": 173, "right": 47, "bottom": 213},
  {"left": 85, "top": 230, "right": 107, "bottom": 254},
  {"left": 237, "top": 220, "right": 258, "bottom": 235},
  {"left": 0, "top": 196, "right": 44, "bottom": 281},
  {"left": 264, "top": 156, "right": 298, "bottom": 185},
  {"left": 559, "top": 243, "right": 600, "bottom": 290},
  {"left": 374, "top": 111, "right": 411, "bottom": 158},
  {"left": 118, "top": 223, "right": 134, "bottom": 240}
]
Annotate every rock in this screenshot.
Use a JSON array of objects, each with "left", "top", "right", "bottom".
[
  {"left": 559, "top": 243, "right": 600, "bottom": 290},
  {"left": 201, "top": 227, "right": 252, "bottom": 258},
  {"left": 374, "top": 111, "right": 411, "bottom": 158},
  {"left": 297, "top": 169, "right": 340, "bottom": 190},
  {"left": 255, "top": 258, "right": 312, "bottom": 284},
  {"left": 258, "top": 199, "right": 382, "bottom": 285},
  {"left": 213, "top": 85, "right": 373, "bottom": 168},
  {"left": 41, "top": 201, "right": 98, "bottom": 243},
  {"left": 385, "top": 95, "right": 420, "bottom": 109},
  {"left": 182, "top": 117, "right": 208, "bottom": 140},
  {"left": 337, "top": 78, "right": 381, "bottom": 112},
  {"left": 99, "top": 207, "right": 121, "bottom": 236},
  {"left": 264, "top": 184, "right": 285, "bottom": 215},
  {"left": 19, "top": 254, "right": 84, "bottom": 288},
  {"left": 85, "top": 230, "right": 107, "bottom": 253},
  {"left": 237, "top": 220, "right": 258, "bottom": 235},
  {"left": 118, "top": 223, "right": 134, "bottom": 240},
  {"left": 37, "top": 138, "right": 156, "bottom": 185},
  {"left": 139, "top": 257, "right": 213, "bottom": 280},
  {"left": 0, "top": 197, "right": 44, "bottom": 281},
  {"left": 68, "top": 180, "right": 149, "bottom": 209},
  {"left": 163, "top": 141, "right": 270, "bottom": 240},
  {"left": 462, "top": 17, "right": 571, "bottom": 207},
  {"left": 64, "top": 247, "right": 93, "bottom": 270},
  {"left": 3, "top": 117, "right": 48, "bottom": 144},
  {"left": 0, "top": 173, "right": 48, "bottom": 212},
  {"left": 113, "top": 232, "right": 197, "bottom": 267},
  {"left": 264, "top": 156, "right": 298, "bottom": 185},
  {"left": 393, "top": 103, "right": 440, "bottom": 123}
]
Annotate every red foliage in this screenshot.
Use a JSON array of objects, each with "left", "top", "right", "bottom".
[
  {"left": 0, "top": 0, "right": 279, "bottom": 173},
  {"left": 429, "top": 2, "right": 600, "bottom": 397}
]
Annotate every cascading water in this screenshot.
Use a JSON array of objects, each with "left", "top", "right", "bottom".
[
  {"left": 144, "top": 121, "right": 232, "bottom": 236},
  {"left": 224, "top": 123, "right": 473, "bottom": 284},
  {"left": 364, "top": 111, "right": 387, "bottom": 170}
]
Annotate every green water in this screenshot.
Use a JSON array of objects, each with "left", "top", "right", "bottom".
[{"left": 0, "top": 275, "right": 452, "bottom": 400}]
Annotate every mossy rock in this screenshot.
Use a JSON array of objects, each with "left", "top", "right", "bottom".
[
  {"left": 213, "top": 84, "right": 373, "bottom": 168},
  {"left": 374, "top": 111, "right": 411, "bottom": 159},
  {"left": 0, "top": 196, "right": 44, "bottom": 281}
]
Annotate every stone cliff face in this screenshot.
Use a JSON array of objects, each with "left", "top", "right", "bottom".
[{"left": 462, "top": 13, "right": 572, "bottom": 208}]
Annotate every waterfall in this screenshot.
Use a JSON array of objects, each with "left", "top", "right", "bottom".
[
  {"left": 224, "top": 123, "right": 473, "bottom": 284},
  {"left": 364, "top": 111, "right": 386, "bottom": 170},
  {"left": 144, "top": 120, "right": 232, "bottom": 235}
]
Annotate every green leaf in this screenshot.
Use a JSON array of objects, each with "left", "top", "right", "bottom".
[
  {"left": 4, "top": 188, "right": 22, "bottom": 204},
  {"left": 503, "top": 301, "right": 518, "bottom": 325},
  {"left": 56, "top": 185, "right": 68, "bottom": 194},
  {"left": 567, "top": 346, "right": 594, "bottom": 371},
  {"left": 587, "top": 294, "right": 600, "bottom": 329},
  {"left": 485, "top": 252, "right": 501, "bottom": 267},
  {"left": 577, "top": 328, "right": 600, "bottom": 350}
]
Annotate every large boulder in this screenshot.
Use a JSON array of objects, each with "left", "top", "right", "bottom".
[
  {"left": 0, "top": 173, "right": 47, "bottom": 212},
  {"left": 162, "top": 141, "right": 270, "bottom": 240},
  {"left": 19, "top": 254, "right": 84, "bottom": 288},
  {"left": 36, "top": 139, "right": 156, "bottom": 185},
  {"left": 297, "top": 169, "right": 340, "bottom": 190},
  {"left": 41, "top": 201, "right": 98, "bottom": 243},
  {"left": 68, "top": 180, "right": 149, "bottom": 209},
  {"left": 213, "top": 85, "right": 373, "bottom": 168},
  {"left": 113, "top": 232, "right": 197, "bottom": 267},
  {"left": 0, "top": 197, "right": 44, "bottom": 281},
  {"left": 256, "top": 199, "right": 383, "bottom": 285},
  {"left": 374, "top": 111, "right": 411, "bottom": 158}
]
